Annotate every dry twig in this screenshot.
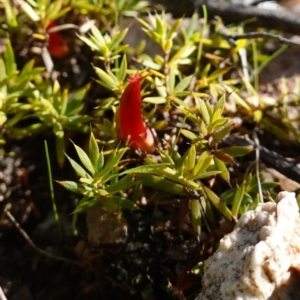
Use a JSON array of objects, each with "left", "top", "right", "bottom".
[
  {"left": 152, "top": 0, "right": 300, "bottom": 34},
  {"left": 4, "top": 210, "right": 84, "bottom": 268},
  {"left": 222, "top": 32, "right": 300, "bottom": 48},
  {"left": 224, "top": 135, "right": 300, "bottom": 183}
]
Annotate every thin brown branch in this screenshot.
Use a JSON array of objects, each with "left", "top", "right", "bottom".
[
  {"left": 225, "top": 32, "right": 300, "bottom": 48},
  {"left": 5, "top": 210, "right": 84, "bottom": 268},
  {"left": 224, "top": 135, "right": 300, "bottom": 183},
  {"left": 151, "top": 0, "right": 300, "bottom": 34},
  {"left": 215, "top": 19, "right": 300, "bottom": 48}
]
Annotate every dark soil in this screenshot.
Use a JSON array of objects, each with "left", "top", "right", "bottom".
[{"left": 0, "top": 136, "right": 212, "bottom": 300}]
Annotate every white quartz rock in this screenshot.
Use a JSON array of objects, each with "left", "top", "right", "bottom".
[{"left": 196, "top": 191, "right": 300, "bottom": 300}]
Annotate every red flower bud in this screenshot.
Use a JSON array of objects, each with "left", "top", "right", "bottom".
[
  {"left": 46, "top": 21, "right": 69, "bottom": 58},
  {"left": 119, "top": 73, "right": 155, "bottom": 153}
]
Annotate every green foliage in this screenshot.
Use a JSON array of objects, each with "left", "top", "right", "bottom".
[
  {"left": 0, "top": 39, "right": 91, "bottom": 164},
  {"left": 2, "top": 1, "right": 295, "bottom": 299},
  {"left": 58, "top": 132, "right": 139, "bottom": 213},
  {"left": 78, "top": 25, "right": 129, "bottom": 66},
  {"left": 137, "top": 11, "right": 183, "bottom": 54},
  {"left": 0, "top": 0, "right": 148, "bottom": 28},
  {"left": 72, "top": 0, "right": 148, "bottom": 18},
  {"left": 220, "top": 173, "right": 279, "bottom": 217},
  {"left": 244, "top": 75, "right": 300, "bottom": 143},
  {"left": 1, "top": 0, "right": 283, "bottom": 236},
  {"left": 1, "top": 0, "right": 72, "bottom": 28},
  {"left": 71, "top": 10, "right": 283, "bottom": 227}
]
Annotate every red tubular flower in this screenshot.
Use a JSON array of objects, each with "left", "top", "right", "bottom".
[
  {"left": 119, "top": 73, "right": 155, "bottom": 153},
  {"left": 46, "top": 21, "right": 69, "bottom": 58}
]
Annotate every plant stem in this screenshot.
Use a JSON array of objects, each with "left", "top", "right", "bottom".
[
  {"left": 195, "top": 5, "right": 207, "bottom": 76},
  {"left": 44, "top": 140, "right": 62, "bottom": 240}
]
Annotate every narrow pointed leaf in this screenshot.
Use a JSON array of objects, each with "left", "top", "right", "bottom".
[
  {"left": 155, "top": 76, "right": 167, "bottom": 98},
  {"left": 261, "top": 119, "right": 290, "bottom": 140},
  {"left": 211, "top": 108, "right": 222, "bottom": 125},
  {"left": 212, "top": 123, "right": 234, "bottom": 143},
  {"left": 71, "top": 141, "right": 95, "bottom": 175},
  {"left": 180, "top": 129, "right": 198, "bottom": 141},
  {"left": 231, "top": 183, "right": 246, "bottom": 218},
  {"left": 4, "top": 40, "right": 16, "bottom": 75},
  {"left": 105, "top": 177, "right": 136, "bottom": 194},
  {"left": 169, "top": 44, "right": 196, "bottom": 66},
  {"left": 204, "top": 196, "right": 215, "bottom": 222},
  {"left": 193, "top": 151, "right": 213, "bottom": 176},
  {"left": 207, "top": 67, "right": 231, "bottom": 81},
  {"left": 226, "top": 85, "right": 251, "bottom": 111},
  {"left": 203, "top": 185, "right": 232, "bottom": 221},
  {"left": 205, "top": 101, "right": 213, "bottom": 120},
  {"left": 102, "top": 147, "right": 128, "bottom": 174},
  {"left": 159, "top": 149, "right": 175, "bottom": 165},
  {"left": 143, "top": 97, "right": 166, "bottom": 104},
  {"left": 174, "top": 75, "right": 193, "bottom": 94},
  {"left": 186, "top": 144, "right": 196, "bottom": 172},
  {"left": 136, "top": 174, "right": 186, "bottom": 195},
  {"left": 65, "top": 153, "right": 92, "bottom": 179},
  {"left": 120, "top": 163, "right": 170, "bottom": 175},
  {"left": 90, "top": 24, "right": 105, "bottom": 45},
  {"left": 221, "top": 146, "right": 253, "bottom": 157},
  {"left": 167, "top": 17, "right": 182, "bottom": 39},
  {"left": 210, "top": 118, "right": 229, "bottom": 129},
  {"left": 74, "top": 198, "right": 108, "bottom": 214},
  {"left": 55, "top": 134, "right": 65, "bottom": 168},
  {"left": 193, "top": 170, "right": 221, "bottom": 180},
  {"left": 110, "top": 28, "right": 129, "bottom": 50},
  {"left": 191, "top": 199, "right": 201, "bottom": 235},
  {"left": 89, "top": 132, "right": 99, "bottom": 170},
  {"left": 66, "top": 84, "right": 90, "bottom": 115},
  {"left": 0, "top": 58, "right": 6, "bottom": 84},
  {"left": 199, "top": 100, "right": 210, "bottom": 125},
  {"left": 110, "top": 195, "right": 138, "bottom": 210},
  {"left": 21, "top": 1, "right": 40, "bottom": 21},
  {"left": 137, "top": 17, "right": 153, "bottom": 31},
  {"left": 77, "top": 35, "right": 99, "bottom": 51},
  {"left": 247, "top": 182, "right": 279, "bottom": 196},
  {"left": 214, "top": 156, "right": 230, "bottom": 182},
  {"left": 56, "top": 180, "right": 93, "bottom": 195},
  {"left": 168, "top": 67, "right": 176, "bottom": 93},
  {"left": 117, "top": 55, "right": 127, "bottom": 82},
  {"left": 94, "top": 67, "right": 118, "bottom": 90},
  {"left": 98, "top": 151, "right": 104, "bottom": 172},
  {"left": 214, "top": 150, "right": 235, "bottom": 164},
  {"left": 4, "top": 1, "right": 18, "bottom": 27},
  {"left": 214, "top": 93, "right": 225, "bottom": 115}
]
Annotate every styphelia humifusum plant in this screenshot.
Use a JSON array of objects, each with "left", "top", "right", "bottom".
[{"left": 119, "top": 73, "right": 155, "bottom": 153}]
